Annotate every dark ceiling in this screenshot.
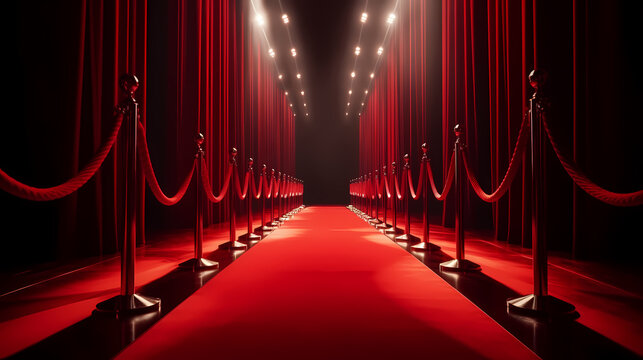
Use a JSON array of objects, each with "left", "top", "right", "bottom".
[{"left": 261, "top": 0, "right": 397, "bottom": 204}]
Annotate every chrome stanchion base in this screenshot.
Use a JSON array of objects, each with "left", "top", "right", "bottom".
[
  {"left": 384, "top": 226, "right": 403, "bottom": 235},
  {"left": 375, "top": 222, "right": 391, "bottom": 230},
  {"left": 256, "top": 225, "right": 275, "bottom": 234},
  {"left": 279, "top": 216, "right": 289, "bottom": 222},
  {"left": 439, "top": 259, "right": 481, "bottom": 272},
  {"left": 238, "top": 232, "right": 262, "bottom": 242},
  {"left": 507, "top": 294, "right": 578, "bottom": 319},
  {"left": 270, "top": 219, "right": 283, "bottom": 227},
  {"left": 95, "top": 293, "right": 160, "bottom": 315},
  {"left": 411, "top": 242, "right": 441, "bottom": 251},
  {"left": 368, "top": 218, "right": 382, "bottom": 225},
  {"left": 394, "top": 233, "right": 421, "bottom": 243},
  {"left": 218, "top": 240, "right": 248, "bottom": 250},
  {"left": 179, "top": 257, "right": 219, "bottom": 271}
]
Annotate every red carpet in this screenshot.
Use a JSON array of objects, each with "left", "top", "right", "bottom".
[{"left": 117, "top": 206, "right": 537, "bottom": 359}]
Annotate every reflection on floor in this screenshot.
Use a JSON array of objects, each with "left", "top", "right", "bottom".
[
  {"left": 0, "top": 206, "right": 640, "bottom": 359},
  {"left": 354, "top": 207, "right": 642, "bottom": 359}
]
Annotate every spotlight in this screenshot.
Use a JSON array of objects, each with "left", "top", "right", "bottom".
[
  {"left": 291, "top": 48, "right": 297, "bottom": 57},
  {"left": 365, "top": 90, "right": 368, "bottom": 94},
  {"left": 351, "top": 71, "right": 356, "bottom": 78},
  {"left": 256, "top": 14, "right": 265, "bottom": 26},
  {"left": 282, "top": 14, "right": 289, "bottom": 24},
  {"left": 358, "top": 112, "right": 361, "bottom": 116},
  {"left": 296, "top": 73, "right": 302, "bottom": 79},
  {"left": 285, "top": 91, "right": 289, "bottom": 95},
  {"left": 278, "top": 74, "right": 283, "bottom": 80},
  {"left": 377, "top": 46, "right": 384, "bottom": 55},
  {"left": 306, "top": 113, "right": 309, "bottom": 116},
  {"left": 387, "top": 13, "right": 396, "bottom": 24},
  {"left": 349, "top": 90, "right": 352, "bottom": 95},
  {"left": 290, "top": 103, "right": 293, "bottom": 107},
  {"left": 361, "top": 102, "right": 365, "bottom": 106},
  {"left": 347, "top": 102, "right": 350, "bottom": 106},
  {"left": 370, "top": 72, "right": 374, "bottom": 78},
  {"left": 355, "top": 46, "right": 361, "bottom": 56},
  {"left": 268, "top": 48, "right": 275, "bottom": 57},
  {"left": 346, "top": 112, "right": 349, "bottom": 116},
  {"left": 304, "top": 103, "right": 307, "bottom": 107},
  {"left": 360, "top": 12, "right": 368, "bottom": 23},
  {"left": 300, "top": 90, "right": 304, "bottom": 96}
]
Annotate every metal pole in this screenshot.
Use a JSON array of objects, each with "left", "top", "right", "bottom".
[
  {"left": 440, "top": 125, "right": 480, "bottom": 272},
  {"left": 270, "top": 169, "right": 279, "bottom": 226},
  {"left": 240, "top": 158, "right": 261, "bottom": 242},
  {"left": 219, "top": 148, "right": 247, "bottom": 250},
  {"left": 377, "top": 166, "right": 391, "bottom": 230},
  {"left": 386, "top": 162, "right": 400, "bottom": 235},
  {"left": 413, "top": 143, "right": 440, "bottom": 251},
  {"left": 179, "top": 134, "right": 218, "bottom": 270},
  {"left": 370, "top": 170, "right": 382, "bottom": 225},
  {"left": 507, "top": 70, "right": 576, "bottom": 317},
  {"left": 396, "top": 154, "right": 420, "bottom": 242},
  {"left": 96, "top": 74, "right": 160, "bottom": 314},
  {"left": 259, "top": 165, "right": 272, "bottom": 233}
]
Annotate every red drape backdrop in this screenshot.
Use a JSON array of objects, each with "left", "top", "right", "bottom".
[
  {"left": 358, "top": 0, "right": 642, "bottom": 259},
  {"left": 1, "top": 0, "right": 295, "bottom": 270}
]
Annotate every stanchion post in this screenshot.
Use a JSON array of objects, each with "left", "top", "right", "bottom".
[
  {"left": 413, "top": 143, "right": 441, "bottom": 251},
  {"left": 359, "top": 176, "right": 364, "bottom": 214},
  {"left": 219, "top": 148, "right": 248, "bottom": 250},
  {"left": 507, "top": 70, "right": 576, "bottom": 318},
  {"left": 369, "top": 170, "right": 382, "bottom": 225},
  {"left": 279, "top": 174, "right": 289, "bottom": 221},
  {"left": 239, "top": 158, "right": 261, "bottom": 242},
  {"left": 258, "top": 165, "right": 273, "bottom": 233},
  {"left": 289, "top": 176, "right": 293, "bottom": 214},
  {"left": 377, "top": 166, "right": 391, "bottom": 230},
  {"left": 96, "top": 74, "right": 160, "bottom": 315},
  {"left": 440, "top": 125, "right": 481, "bottom": 272},
  {"left": 179, "top": 134, "right": 219, "bottom": 270},
  {"left": 269, "top": 169, "right": 280, "bottom": 226},
  {"left": 367, "top": 172, "right": 373, "bottom": 220},
  {"left": 385, "top": 162, "right": 401, "bottom": 234},
  {"left": 396, "top": 154, "right": 420, "bottom": 243}
]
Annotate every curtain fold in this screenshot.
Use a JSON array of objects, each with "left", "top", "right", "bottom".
[
  {"left": 358, "top": 0, "right": 641, "bottom": 258},
  {"left": 1, "top": 0, "right": 296, "bottom": 270}
]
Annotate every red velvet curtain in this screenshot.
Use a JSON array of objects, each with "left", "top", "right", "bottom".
[
  {"left": 1, "top": 0, "right": 295, "bottom": 270},
  {"left": 358, "top": 0, "right": 642, "bottom": 258},
  {"left": 1, "top": 0, "right": 148, "bottom": 267}
]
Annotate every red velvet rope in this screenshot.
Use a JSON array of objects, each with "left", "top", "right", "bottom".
[
  {"left": 383, "top": 174, "right": 392, "bottom": 199},
  {"left": 461, "top": 113, "right": 530, "bottom": 203},
  {"left": 394, "top": 169, "right": 406, "bottom": 200},
  {"left": 407, "top": 162, "right": 426, "bottom": 200},
  {"left": 273, "top": 176, "right": 281, "bottom": 197},
  {"left": 0, "top": 113, "right": 124, "bottom": 201},
  {"left": 283, "top": 178, "right": 289, "bottom": 198},
  {"left": 137, "top": 122, "right": 195, "bottom": 206},
  {"left": 251, "top": 172, "right": 262, "bottom": 199},
  {"left": 200, "top": 158, "right": 232, "bottom": 203},
  {"left": 427, "top": 154, "right": 455, "bottom": 201},
  {"left": 264, "top": 174, "right": 273, "bottom": 199},
  {"left": 236, "top": 169, "right": 250, "bottom": 200},
  {"left": 286, "top": 177, "right": 292, "bottom": 198},
  {"left": 370, "top": 177, "right": 376, "bottom": 200},
  {"left": 376, "top": 175, "right": 384, "bottom": 199},
  {"left": 542, "top": 111, "right": 643, "bottom": 207}
]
